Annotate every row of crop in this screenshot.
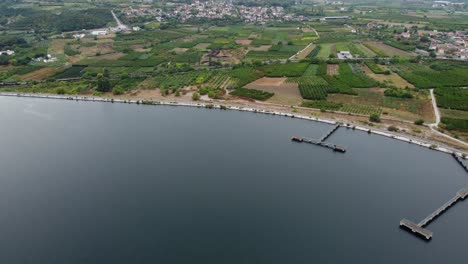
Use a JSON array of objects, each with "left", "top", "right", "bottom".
[
  {"left": 298, "top": 83, "right": 331, "bottom": 100},
  {"left": 398, "top": 68, "right": 468, "bottom": 88},
  {"left": 365, "top": 61, "right": 386, "bottom": 74},
  {"left": 301, "top": 100, "right": 381, "bottom": 115},
  {"left": 441, "top": 117, "right": 468, "bottom": 131},
  {"left": 307, "top": 45, "right": 321, "bottom": 58},
  {"left": 230, "top": 88, "right": 274, "bottom": 101},
  {"left": 335, "top": 63, "right": 378, "bottom": 88},
  {"left": 434, "top": 88, "right": 468, "bottom": 111},
  {"left": 383, "top": 40, "right": 415, "bottom": 52},
  {"left": 363, "top": 43, "right": 387, "bottom": 57},
  {"left": 229, "top": 66, "right": 265, "bottom": 88}
]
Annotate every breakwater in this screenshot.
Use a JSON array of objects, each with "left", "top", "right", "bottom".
[{"left": 0, "top": 92, "right": 466, "bottom": 158}]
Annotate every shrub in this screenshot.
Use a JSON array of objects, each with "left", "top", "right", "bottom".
[
  {"left": 414, "top": 119, "right": 424, "bottom": 125},
  {"left": 369, "top": 113, "right": 381, "bottom": 123},
  {"left": 192, "top": 92, "right": 200, "bottom": 101},
  {"left": 384, "top": 88, "right": 413, "bottom": 98},
  {"left": 112, "top": 86, "right": 124, "bottom": 95},
  {"left": 387, "top": 126, "right": 399, "bottom": 132}
]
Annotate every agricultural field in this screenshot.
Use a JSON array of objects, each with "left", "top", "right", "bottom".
[
  {"left": 316, "top": 44, "right": 332, "bottom": 58},
  {"left": 396, "top": 62, "right": 468, "bottom": 88},
  {"left": 364, "top": 42, "right": 414, "bottom": 58},
  {"left": 362, "top": 64, "right": 413, "bottom": 89},
  {"left": 0, "top": 1, "right": 467, "bottom": 143},
  {"left": 245, "top": 77, "right": 302, "bottom": 105}
]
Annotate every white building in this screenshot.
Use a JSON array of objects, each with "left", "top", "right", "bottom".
[
  {"left": 337, "top": 51, "right": 353, "bottom": 59},
  {"left": 0, "top": 50, "right": 15, "bottom": 56},
  {"left": 91, "top": 30, "right": 108, "bottom": 36}
]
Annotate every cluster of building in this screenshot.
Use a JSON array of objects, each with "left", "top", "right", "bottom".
[
  {"left": 33, "top": 54, "right": 57, "bottom": 63},
  {"left": 124, "top": 1, "right": 303, "bottom": 23},
  {"left": 428, "top": 31, "right": 468, "bottom": 60},
  {"left": 431, "top": 1, "right": 465, "bottom": 8},
  {"left": 122, "top": 6, "right": 162, "bottom": 20},
  {"left": 237, "top": 6, "right": 293, "bottom": 23},
  {"left": 168, "top": 0, "right": 238, "bottom": 21}
]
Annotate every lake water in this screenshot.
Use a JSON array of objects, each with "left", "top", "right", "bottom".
[{"left": 0, "top": 96, "right": 467, "bottom": 264}]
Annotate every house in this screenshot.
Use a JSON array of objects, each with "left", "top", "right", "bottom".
[{"left": 337, "top": 51, "right": 353, "bottom": 59}]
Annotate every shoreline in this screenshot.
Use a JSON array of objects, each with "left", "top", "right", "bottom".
[{"left": 1, "top": 92, "right": 467, "bottom": 157}]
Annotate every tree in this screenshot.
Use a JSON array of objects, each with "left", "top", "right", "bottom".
[
  {"left": 192, "top": 92, "right": 200, "bottom": 101},
  {"left": 96, "top": 76, "right": 112, "bottom": 92},
  {"left": 369, "top": 113, "right": 381, "bottom": 123}
]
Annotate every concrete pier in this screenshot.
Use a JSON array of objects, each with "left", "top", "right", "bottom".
[
  {"left": 400, "top": 188, "right": 468, "bottom": 240},
  {"left": 291, "top": 124, "right": 345, "bottom": 153}
]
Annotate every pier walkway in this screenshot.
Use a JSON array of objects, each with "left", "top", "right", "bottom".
[
  {"left": 400, "top": 188, "right": 468, "bottom": 240},
  {"left": 452, "top": 153, "right": 468, "bottom": 173},
  {"left": 292, "top": 124, "right": 345, "bottom": 153}
]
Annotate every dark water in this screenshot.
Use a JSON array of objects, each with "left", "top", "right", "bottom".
[{"left": 0, "top": 97, "right": 467, "bottom": 264}]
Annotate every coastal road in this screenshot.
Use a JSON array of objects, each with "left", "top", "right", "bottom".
[{"left": 429, "top": 89, "right": 468, "bottom": 146}]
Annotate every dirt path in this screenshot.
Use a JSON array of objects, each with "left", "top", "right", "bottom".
[{"left": 429, "top": 89, "right": 468, "bottom": 146}]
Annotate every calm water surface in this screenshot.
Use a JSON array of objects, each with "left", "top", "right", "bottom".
[{"left": 0, "top": 97, "right": 467, "bottom": 264}]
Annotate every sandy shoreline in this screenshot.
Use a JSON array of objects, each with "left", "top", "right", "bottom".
[{"left": 1, "top": 92, "right": 467, "bottom": 157}]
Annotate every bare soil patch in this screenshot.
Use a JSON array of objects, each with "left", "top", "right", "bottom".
[
  {"left": 171, "top": 48, "right": 189, "bottom": 54},
  {"left": 327, "top": 64, "right": 339, "bottom": 75},
  {"left": 132, "top": 44, "right": 151, "bottom": 52},
  {"left": 245, "top": 78, "right": 302, "bottom": 105},
  {"left": 247, "top": 77, "right": 287, "bottom": 87},
  {"left": 49, "top": 39, "right": 68, "bottom": 55},
  {"left": 248, "top": 45, "right": 272, "bottom": 51},
  {"left": 193, "top": 43, "right": 211, "bottom": 50},
  {"left": 235, "top": 39, "right": 252, "bottom": 45},
  {"left": 365, "top": 41, "right": 413, "bottom": 57},
  {"left": 20, "top": 67, "right": 60, "bottom": 81}
]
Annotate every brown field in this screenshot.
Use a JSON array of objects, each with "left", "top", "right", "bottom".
[
  {"left": 235, "top": 39, "right": 252, "bottom": 45},
  {"left": 248, "top": 45, "right": 272, "bottom": 51},
  {"left": 245, "top": 77, "right": 302, "bottom": 105},
  {"left": 97, "top": 33, "right": 116, "bottom": 39},
  {"left": 80, "top": 41, "right": 114, "bottom": 56},
  {"left": 327, "top": 64, "right": 339, "bottom": 75},
  {"left": 365, "top": 41, "right": 413, "bottom": 57},
  {"left": 20, "top": 67, "right": 60, "bottom": 81},
  {"left": 193, "top": 43, "right": 211, "bottom": 50},
  {"left": 49, "top": 39, "right": 67, "bottom": 55},
  {"left": 171, "top": 48, "right": 189, "bottom": 54},
  {"left": 362, "top": 64, "right": 414, "bottom": 88},
  {"left": 295, "top": 44, "right": 315, "bottom": 60},
  {"left": 94, "top": 52, "right": 125, "bottom": 60},
  {"left": 132, "top": 44, "right": 151, "bottom": 52}
]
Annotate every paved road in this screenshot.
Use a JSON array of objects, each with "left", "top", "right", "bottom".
[{"left": 111, "top": 10, "right": 128, "bottom": 30}]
